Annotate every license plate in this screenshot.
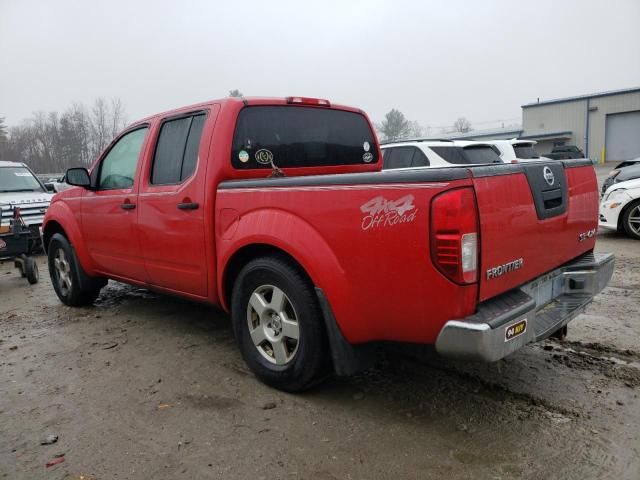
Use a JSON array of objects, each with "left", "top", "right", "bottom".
[{"left": 505, "top": 319, "right": 527, "bottom": 342}]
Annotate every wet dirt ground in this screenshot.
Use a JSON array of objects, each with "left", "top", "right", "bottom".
[{"left": 1, "top": 165, "right": 639, "bottom": 479}]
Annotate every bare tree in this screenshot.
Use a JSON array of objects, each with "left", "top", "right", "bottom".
[
  {"left": 91, "top": 98, "right": 110, "bottom": 158},
  {"left": 378, "top": 109, "right": 411, "bottom": 142},
  {"left": 407, "top": 121, "right": 423, "bottom": 139},
  {"left": 1, "top": 97, "right": 128, "bottom": 172},
  {"left": 0, "top": 117, "right": 8, "bottom": 160},
  {"left": 228, "top": 89, "right": 243, "bottom": 97},
  {"left": 453, "top": 117, "right": 473, "bottom": 133},
  {"left": 110, "top": 97, "right": 127, "bottom": 139}
]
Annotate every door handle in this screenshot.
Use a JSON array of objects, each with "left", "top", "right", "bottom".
[
  {"left": 177, "top": 202, "right": 199, "bottom": 210},
  {"left": 121, "top": 202, "right": 136, "bottom": 210}
]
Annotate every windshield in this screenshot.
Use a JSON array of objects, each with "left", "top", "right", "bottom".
[
  {"left": 513, "top": 143, "right": 540, "bottom": 159},
  {"left": 232, "top": 106, "right": 378, "bottom": 169},
  {"left": 0, "top": 166, "right": 45, "bottom": 193}
]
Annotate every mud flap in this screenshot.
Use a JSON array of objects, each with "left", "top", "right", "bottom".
[{"left": 315, "top": 287, "right": 375, "bottom": 376}]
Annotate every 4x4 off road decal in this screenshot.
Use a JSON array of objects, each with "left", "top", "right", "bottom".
[{"left": 360, "top": 194, "right": 417, "bottom": 231}]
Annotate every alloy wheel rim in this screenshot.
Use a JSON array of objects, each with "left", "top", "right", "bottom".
[
  {"left": 628, "top": 205, "right": 640, "bottom": 236},
  {"left": 53, "top": 248, "right": 72, "bottom": 296},
  {"left": 246, "top": 285, "right": 300, "bottom": 365}
]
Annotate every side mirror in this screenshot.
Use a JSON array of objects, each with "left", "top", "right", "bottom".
[
  {"left": 44, "top": 183, "right": 56, "bottom": 192},
  {"left": 66, "top": 167, "right": 91, "bottom": 188}
]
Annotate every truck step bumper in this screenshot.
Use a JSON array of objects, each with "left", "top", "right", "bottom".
[{"left": 435, "top": 252, "right": 615, "bottom": 362}]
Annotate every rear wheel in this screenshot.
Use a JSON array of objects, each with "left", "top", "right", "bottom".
[
  {"left": 622, "top": 200, "right": 640, "bottom": 240},
  {"left": 231, "top": 256, "right": 330, "bottom": 392},
  {"left": 48, "top": 233, "right": 103, "bottom": 306}
]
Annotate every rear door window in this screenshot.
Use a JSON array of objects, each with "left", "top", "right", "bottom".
[
  {"left": 430, "top": 146, "right": 468, "bottom": 164},
  {"left": 463, "top": 146, "right": 502, "bottom": 164},
  {"left": 231, "top": 106, "right": 377, "bottom": 169},
  {"left": 513, "top": 143, "right": 540, "bottom": 159},
  {"left": 431, "top": 146, "right": 501, "bottom": 164},
  {"left": 382, "top": 146, "right": 431, "bottom": 169},
  {"left": 411, "top": 148, "right": 430, "bottom": 167},
  {"left": 151, "top": 113, "right": 206, "bottom": 185},
  {"left": 383, "top": 147, "right": 414, "bottom": 169}
]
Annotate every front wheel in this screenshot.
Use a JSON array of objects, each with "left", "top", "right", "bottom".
[
  {"left": 47, "top": 233, "right": 103, "bottom": 306},
  {"left": 231, "top": 256, "right": 330, "bottom": 392},
  {"left": 622, "top": 200, "right": 640, "bottom": 240}
]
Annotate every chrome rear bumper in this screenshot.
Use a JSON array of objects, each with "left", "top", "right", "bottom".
[{"left": 435, "top": 252, "right": 615, "bottom": 362}]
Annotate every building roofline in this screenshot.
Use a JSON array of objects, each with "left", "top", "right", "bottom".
[
  {"left": 448, "top": 128, "right": 523, "bottom": 140},
  {"left": 522, "top": 86, "right": 640, "bottom": 108},
  {"left": 519, "top": 131, "right": 572, "bottom": 140}
]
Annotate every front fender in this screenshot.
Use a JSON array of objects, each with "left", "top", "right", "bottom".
[
  {"left": 217, "top": 208, "right": 355, "bottom": 337},
  {"left": 44, "top": 201, "right": 97, "bottom": 275}
]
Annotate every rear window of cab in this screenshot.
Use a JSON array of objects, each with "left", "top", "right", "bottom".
[{"left": 231, "top": 106, "right": 377, "bottom": 169}]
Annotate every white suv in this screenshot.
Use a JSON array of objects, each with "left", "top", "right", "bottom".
[
  {"left": 484, "top": 139, "right": 543, "bottom": 163},
  {"left": 380, "top": 139, "right": 503, "bottom": 169},
  {"left": 0, "top": 161, "right": 53, "bottom": 247}
]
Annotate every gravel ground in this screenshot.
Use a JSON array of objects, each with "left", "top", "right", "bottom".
[{"left": 1, "top": 164, "right": 639, "bottom": 479}]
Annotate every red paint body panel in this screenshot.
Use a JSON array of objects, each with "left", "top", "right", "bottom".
[
  {"left": 215, "top": 180, "right": 478, "bottom": 344},
  {"left": 43, "top": 96, "right": 601, "bottom": 350},
  {"left": 474, "top": 166, "right": 598, "bottom": 301}
]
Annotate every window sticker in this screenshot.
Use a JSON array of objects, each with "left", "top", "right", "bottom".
[
  {"left": 238, "top": 150, "right": 249, "bottom": 163},
  {"left": 363, "top": 141, "right": 370, "bottom": 152},
  {"left": 255, "top": 149, "right": 274, "bottom": 165},
  {"left": 14, "top": 172, "right": 32, "bottom": 177}
]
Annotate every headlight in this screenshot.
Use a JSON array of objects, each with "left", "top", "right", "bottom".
[{"left": 605, "top": 189, "right": 627, "bottom": 202}]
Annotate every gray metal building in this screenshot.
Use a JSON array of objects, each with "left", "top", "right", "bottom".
[{"left": 521, "top": 87, "right": 640, "bottom": 162}]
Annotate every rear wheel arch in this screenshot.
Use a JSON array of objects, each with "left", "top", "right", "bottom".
[{"left": 222, "top": 243, "right": 314, "bottom": 311}]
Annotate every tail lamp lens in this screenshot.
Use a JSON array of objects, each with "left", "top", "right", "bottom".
[{"left": 431, "top": 188, "right": 479, "bottom": 284}]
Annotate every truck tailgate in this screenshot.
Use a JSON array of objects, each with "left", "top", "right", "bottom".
[{"left": 472, "top": 160, "right": 599, "bottom": 302}]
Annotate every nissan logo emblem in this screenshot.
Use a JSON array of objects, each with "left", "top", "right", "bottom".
[{"left": 543, "top": 166, "right": 555, "bottom": 186}]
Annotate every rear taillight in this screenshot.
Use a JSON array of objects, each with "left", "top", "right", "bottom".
[
  {"left": 286, "top": 96, "right": 331, "bottom": 107},
  {"left": 430, "top": 188, "right": 479, "bottom": 284}
]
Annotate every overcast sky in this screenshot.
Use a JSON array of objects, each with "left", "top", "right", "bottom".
[{"left": 1, "top": 0, "right": 639, "bottom": 131}]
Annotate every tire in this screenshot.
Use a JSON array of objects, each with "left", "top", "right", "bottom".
[
  {"left": 47, "top": 233, "right": 103, "bottom": 306},
  {"left": 14, "top": 258, "right": 26, "bottom": 278},
  {"left": 24, "top": 257, "right": 39, "bottom": 285},
  {"left": 622, "top": 200, "right": 640, "bottom": 240},
  {"left": 231, "top": 256, "right": 330, "bottom": 392}
]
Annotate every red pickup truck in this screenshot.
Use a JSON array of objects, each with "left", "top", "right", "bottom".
[{"left": 43, "top": 96, "right": 614, "bottom": 391}]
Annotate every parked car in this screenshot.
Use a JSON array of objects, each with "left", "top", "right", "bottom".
[
  {"left": 544, "top": 145, "right": 585, "bottom": 160},
  {"left": 612, "top": 157, "right": 640, "bottom": 170},
  {"left": 43, "top": 96, "right": 613, "bottom": 392},
  {"left": 484, "top": 139, "right": 542, "bottom": 163},
  {"left": 602, "top": 162, "right": 640, "bottom": 194},
  {"left": 0, "top": 161, "right": 53, "bottom": 248},
  {"left": 45, "top": 174, "right": 71, "bottom": 193},
  {"left": 599, "top": 177, "right": 640, "bottom": 239},
  {"left": 381, "top": 139, "right": 503, "bottom": 169}
]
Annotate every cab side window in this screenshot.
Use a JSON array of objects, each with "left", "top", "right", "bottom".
[
  {"left": 151, "top": 113, "right": 206, "bottom": 185},
  {"left": 98, "top": 127, "right": 148, "bottom": 190}
]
